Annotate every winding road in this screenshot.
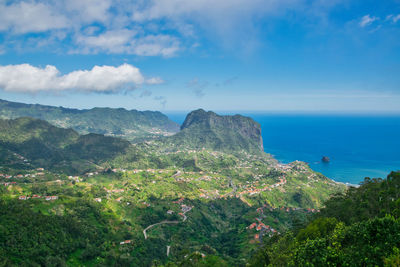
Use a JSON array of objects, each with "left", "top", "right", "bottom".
[
  {"left": 143, "top": 220, "right": 179, "bottom": 239},
  {"left": 143, "top": 206, "right": 192, "bottom": 239}
]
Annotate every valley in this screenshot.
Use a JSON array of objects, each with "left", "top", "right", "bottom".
[
  {"left": 0, "top": 100, "right": 361, "bottom": 266},
  {"left": 0, "top": 138, "right": 344, "bottom": 265}
]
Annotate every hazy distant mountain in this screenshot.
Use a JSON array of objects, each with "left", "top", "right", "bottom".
[
  {"left": 163, "top": 109, "right": 264, "bottom": 153},
  {"left": 0, "top": 99, "right": 179, "bottom": 142}
]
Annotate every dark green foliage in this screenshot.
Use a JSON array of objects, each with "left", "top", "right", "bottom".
[
  {"left": 66, "top": 133, "right": 130, "bottom": 161},
  {"left": 294, "top": 216, "right": 400, "bottom": 266},
  {"left": 247, "top": 247, "right": 270, "bottom": 267},
  {"left": 0, "top": 198, "right": 121, "bottom": 266},
  {"left": 0, "top": 117, "right": 130, "bottom": 173},
  {"left": 384, "top": 247, "right": 400, "bottom": 266},
  {"left": 296, "top": 217, "right": 338, "bottom": 242},
  {"left": 168, "top": 252, "right": 229, "bottom": 267},
  {"left": 250, "top": 171, "right": 400, "bottom": 266},
  {"left": 321, "top": 171, "right": 400, "bottom": 224},
  {"left": 292, "top": 191, "right": 313, "bottom": 207}
]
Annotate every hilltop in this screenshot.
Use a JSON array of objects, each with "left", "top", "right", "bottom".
[
  {"left": 0, "top": 99, "right": 179, "bottom": 142},
  {"left": 162, "top": 109, "right": 264, "bottom": 154}
]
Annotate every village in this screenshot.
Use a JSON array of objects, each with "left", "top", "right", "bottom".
[
  {"left": 1, "top": 153, "right": 331, "bottom": 214},
  {"left": 247, "top": 203, "right": 321, "bottom": 242},
  {"left": 0, "top": 147, "right": 337, "bottom": 256}
]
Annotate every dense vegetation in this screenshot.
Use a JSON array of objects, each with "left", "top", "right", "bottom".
[
  {"left": 0, "top": 117, "right": 130, "bottom": 173},
  {"left": 0, "top": 99, "right": 179, "bottom": 142},
  {"left": 0, "top": 175, "right": 315, "bottom": 267},
  {"left": 0, "top": 197, "right": 132, "bottom": 266},
  {"left": 3, "top": 168, "right": 398, "bottom": 266},
  {"left": 249, "top": 171, "right": 400, "bottom": 267}
]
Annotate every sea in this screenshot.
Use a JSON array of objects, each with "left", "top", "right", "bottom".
[{"left": 166, "top": 112, "right": 400, "bottom": 185}]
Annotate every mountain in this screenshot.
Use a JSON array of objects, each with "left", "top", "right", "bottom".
[
  {"left": 163, "top": 109, "right": 264, "bottom": 153},
  {"left": 0, "top": 99, "right": 179, "bottom": 142},
  {"left": 0, "top": 117, "right": 130, "bottom": 173}
]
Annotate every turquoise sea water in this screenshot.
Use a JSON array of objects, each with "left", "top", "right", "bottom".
[{"left": 166, "top": 112, "right": 400, "bottom": 184}]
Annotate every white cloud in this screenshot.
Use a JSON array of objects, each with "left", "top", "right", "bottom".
[
  {"left": 385, "top": 14, "right": 400, "bottom": 23},
  {"left": 393, "top": 14, "right": 400, "bottom": 23},
  {"left": 0, "top": 1, "right": 182, "bottom": 57},
  {"left": 132, "top": 0, "right": 298, "bottom": 22},
  {"left": 0, "top": 63, "right": 162, "bottom": 93},
  {"left": 0, "top": 1, "right": 68, "bottom": 33},
  {"left": 131, "top": 0, "right": 301, "bottom": 50},
  {"left": 146, "top": 77, "right": 164, "bottom": 85},
  {"left": 64, "top": 0, "right": 112, "bottom": 24},
  {"left": 357, "top": 13, "right": 400, "bottom": 30},
  {"left": 131, "top": 35, "right": 180, "bottom": 57},
  {"left": 0, "top": 0, "right": 113, "bottom": 34},
  {"left": 74, "top": 30, "right": 180, "bottom": 57},
  {"left": 75, "top": 29, "right": 137, "bottom": 54},
  {"left": 0, "top": 0, "right": 349, "bottom": 56},
  {"left": 359, "top": 15, "right": 379, "bottom": 27},
  {"left": 385, "top": 15, "right": 394, "bottom": 21}
]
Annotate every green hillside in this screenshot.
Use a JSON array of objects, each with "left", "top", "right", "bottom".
[
  {"left": 0, "top": 99, "right": 179, "bottom": 142},
  {"left": 249, "top": 171, "right": 400, "bottom": 267},
  {"left": 0, "top": 164, "right": 345, "bottom": 266},
  {"left": 0, "top": 117, "right": 130, "bottom": 173}
]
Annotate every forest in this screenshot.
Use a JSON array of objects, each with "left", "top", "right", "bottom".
[{"left": 248, "top": 171, "right": 400, "bottom": 267}]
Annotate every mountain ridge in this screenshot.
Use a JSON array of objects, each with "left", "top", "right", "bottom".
[
  {"left": 0, "top": 117, "right": 130, "bottom": 173},
  {"left": 0, "top": 98, "right": 179, "bottom": 142}
]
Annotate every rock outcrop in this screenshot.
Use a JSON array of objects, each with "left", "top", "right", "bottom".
[
  {"left": 167, "top": 109, "right": 264, "bottom": 153},
  {"left": 322, "top": 156, "right": 330, "bottom": 163}
]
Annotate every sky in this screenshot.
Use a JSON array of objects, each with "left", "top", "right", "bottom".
[{"left": 0, "top": 0, "right": 400, "bottom": 113}]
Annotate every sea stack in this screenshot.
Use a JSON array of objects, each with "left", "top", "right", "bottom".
[{"left": 322, "top": 156, "right": 330, "bottom": 163}]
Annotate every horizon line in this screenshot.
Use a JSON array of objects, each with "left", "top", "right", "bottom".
[{"left": 1, "top": 98, "right": 400, "bottom": 116}]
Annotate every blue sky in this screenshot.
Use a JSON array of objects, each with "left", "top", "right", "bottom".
[{"left": 0, "top": 0, "right": 400, "bottom": 112}]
